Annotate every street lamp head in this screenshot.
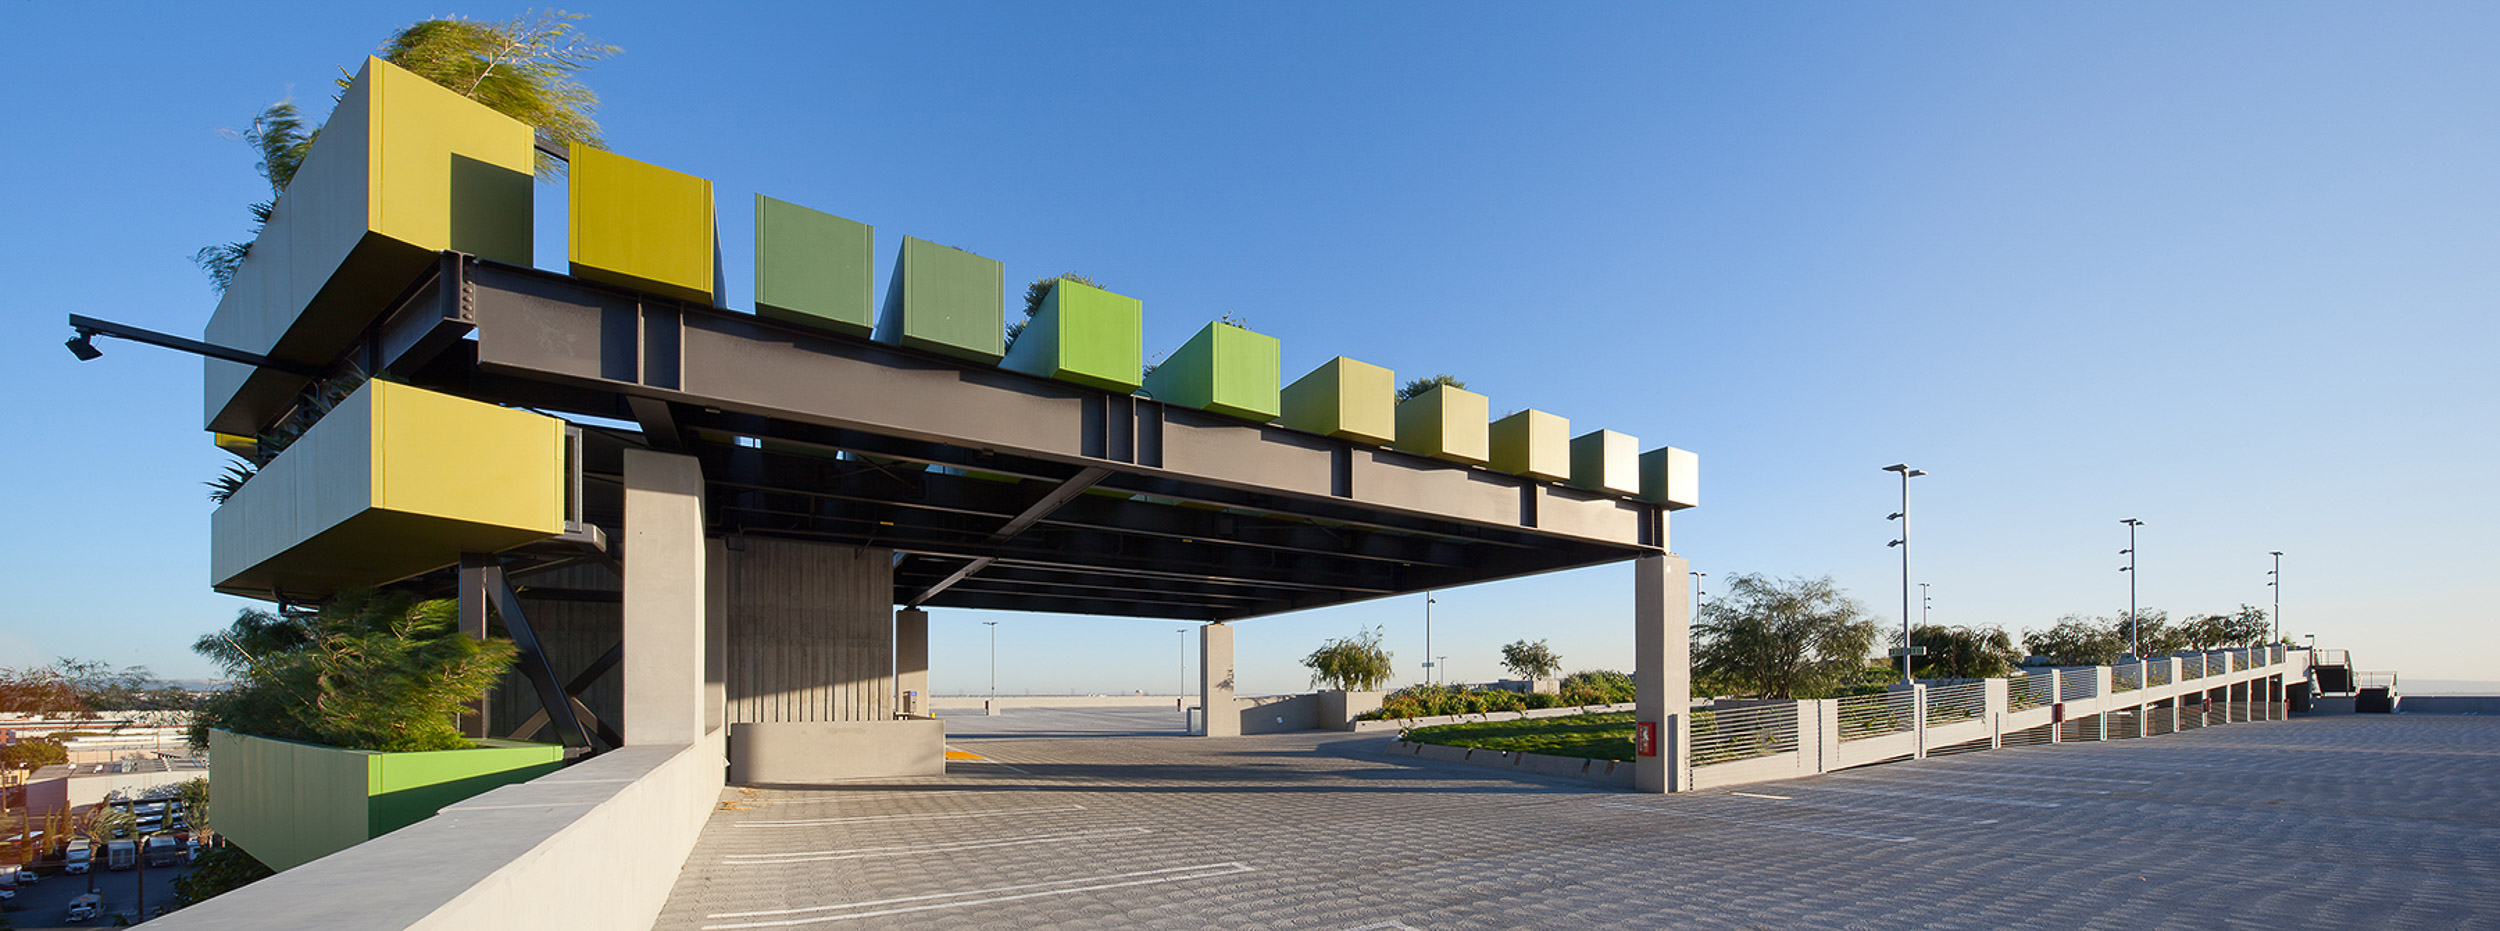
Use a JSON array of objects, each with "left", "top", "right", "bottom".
[
  {"left": 2271, "top": 551, "right": 2283, "bottom": 557},
  {"left": 66, "top": 330, "right": 103, "bottom": 361},
  {"left": 1888, "top": 512, "right": 1903, "bottom": 520},
  {"left": 2118, "top": 566, "right": 2131, "bottom": 572},
  {"left": 2120, "top": 518, "right": 2144, "bottom": 527},
  {"left": 1887, "top": 539, "right": 1904, "bottom": 548},
  {"left": 1907, "top": 469, "right": 1926, "bottom": 478},
  {"left": 1883, "top": 463, "right": 1910, "bottom": 473}
]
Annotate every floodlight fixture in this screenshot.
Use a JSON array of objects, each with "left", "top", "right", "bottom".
[{"left": 65, "top": 331, "right": 102, "bottom": 361}]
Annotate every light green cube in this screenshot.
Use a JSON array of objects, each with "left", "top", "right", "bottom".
[
  {"left": 1393, "top": 384, "right": 1489, "bottom": 464},
  {"left": 1570, "top": 429, "right": 1641, "bottom": 495},
  {"left": 1000, "top": 279, "right": 1143, "bottom": 391},
  {"left": 1490, "top": 409, "right": 1570, "bottom": 481},
  {"left": 1143, "top": 322, "right": 1280, "bottom": 421},
  {"left": 754, "top": 195, "right": 873, "bottom": 336},
  {"left": 1640, "top": 446, "right": 1701, "bottom": 510},
  {"left": 874, "top": 237, "right": 1005, "bottom": 362},
  {"left": 1281, "top": 357, "right": 1394, "bottom": 444}
]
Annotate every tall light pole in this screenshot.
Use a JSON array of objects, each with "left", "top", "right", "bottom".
[
  {"left": 1692, "top": 571, "right": 1709, "bottom": 620},
  {"left": 2118, "top": 519, "right": 2144, "bottom": 657},
  {"left": 2267, "top": 551, "right": 2283, "bottom": 644},
  {"left": 1883, "top": 464, "right": 1926, "bottom": 683},
  {"left": 983, "top": 621, "right": 999, "bottom": 700},
  {"left": 1422, "top": 592, "right": 1437, "bottom": 684}
]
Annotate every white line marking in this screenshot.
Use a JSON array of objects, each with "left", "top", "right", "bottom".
[
  {"left": 1340, "top": 923, "right": 1424, "bottom": 931},
  {"left": 1801, "top": 786, "right": 2063, "bottom": 808},
  {"left": 699, "top": 862, "right": 1255, "bottom": 928},
  {"left": 758, "top": 789, "right": 1030, "bottom": 803},
  {"left": 1928, "top": 771, "right": 2152, "bottom": 785},
  {"left": 1708, "top": 795, "right": 1999, "bottom": 825},
  {"left": 735, "top": 804, "right": 1084, "bottom": 827},
  {"left": 1728, "top": 792, "right": 1791, "bottom": 800},
  {"left": 1828, "top": 775, "right": 2111, "bottom": 795},
  {"left": 725, "top": 827, "right": 1151, "bottom": 864},
  {"left": 1597, "top": 801, "right": 1915, "bottom": 842}
]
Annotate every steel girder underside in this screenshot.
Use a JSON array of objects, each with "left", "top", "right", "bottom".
[{"left": 371, "top": 254, "right": 1667, "bottom": 621}]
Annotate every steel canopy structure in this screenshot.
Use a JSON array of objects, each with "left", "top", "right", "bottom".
[{"left": 371, "top": 254, "right": 1678, "bottom": 621}]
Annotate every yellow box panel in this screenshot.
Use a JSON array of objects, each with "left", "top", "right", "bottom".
[
  {"left": 1489, "top": 410, "right": 1570, "bottom": 481},
  {"left": 1392, "top": 384, "right": 1489, "bottom": 465},
  {"left": 1281, "top": 357, "right": 1395, "bottom": 445},
  {"left": 570, "top": 146, "right": 717, "bottom": 304}
]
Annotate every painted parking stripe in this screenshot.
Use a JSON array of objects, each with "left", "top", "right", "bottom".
[
  {"left": 1709, "top": 794, "right": 2000, "bottom": 826},
  {"left": 1827, "top": 774, "right": 2112, "bottom": 795},
  {"left": 1797, "top": 786, "right": 2063, "bottom": 808},
  {"left": 1920, "top": 771, "right": 2151, "bottom": 785},
  {"left": 699, "top": 862, "right": 1256, "bottom": 929},
  {"left": 1597, "top": 801, "right": 1915, "bottom": 843},
  {"left": 725, "top": 827, "right": 1151, "bottom": 865},
  {"left": 735, "top": 804, "right": 1085, "bottom": 828}
]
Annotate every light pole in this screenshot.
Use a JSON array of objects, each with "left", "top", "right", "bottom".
[
  {"left": 1422, "top": 592, "right": 1437, "bottom": 684},
  {"left": 983, "top": 621, "right": 999, "bottom": 700},
  {"left": 2267, "top": 551, "right": 2283, "bottom": 643},
  {"left": 2119, "top": 519, "right": 2144, "bottom": 657},
  {"left": 1692, "top": 571, "right": 1708, "bottom": 620},
  {"left": 1920, "top": 582, "right": 1931, "bottom": 628},
  {"left": 1883, "top": 464, "right": 1926, "bottom": 683}
]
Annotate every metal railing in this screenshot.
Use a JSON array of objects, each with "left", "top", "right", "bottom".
[
  {"left": 2112, "top": 662, "right": 2143, "bottom": 693},
  {"left": 2147, "top": 660, "right": 2171, "bottom": 687},
  {"left": 1837, "top": 689, "right": 1917, "bottom": 741},
  {"left": 1690, "top": 703, "right": 1800, "bottom": 766},
  {"left": 2009, "top": 673, "right": 2053, "bottom": 711},
  {"left": 2058, "top": 667, "right": 2099, "bottom": 700},
  {"left": 1927, "top": 680, "right": 1987, "bottom": 725}
]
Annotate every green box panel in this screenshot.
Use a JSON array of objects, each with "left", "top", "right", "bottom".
[
  {"left": 1143, "top": 322, "right": 1281, "bottom": 421},
  {"left": 1489, "top": 409, "right": 1570, "bottom": 481},
  {"left": 1640, "top": 446, "right": 1701, "bottom": 510},
  {"left": 210, "top": 730, "right": 558, "bottom": 872},
  {"left": 1570, "top": 429, "right": 1641, "bottom": 495},
  {"left": 755, "top": 195, "right": 874, "bottom": 336},
  {"left": 1000, "top": 279, "right": 1143, "bottom": 391},
  {"left": 366, "top": 739, "right": 563, "bottom": 838},
  {"left": 1280, "top": 357, "right": 1394, "bottom": 444},
  {"left": 1392, "top": 384, "right": 1489, "bottom": 464},
  {"left": 874, "top": 237, "right": 1005, "bottom": 363}
]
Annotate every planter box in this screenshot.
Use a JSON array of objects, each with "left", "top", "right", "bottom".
[
  {"left": 1489, "top": 410, "right": 1570, "bottom": 481},
  {"left": 210, "top": 729, "right": 561, "bottom": 872},
  {"left": 1280, "top": 357, "right": 1394, "bottom": 444},
  {"left": 1569, "top": 429, "right": 1640, "bottom": 495},
  {"left": 210, "top": 380, "right": 565, "bottom": 598},
  {"left": 1142, "top": 322, "right": 1281, "bottom": 421},
  {"left": 1639, "top": 446, "right": 1701, "bottom": 510},
  {"left": 1319, "top": 690, "right": 1387, "bottom": 730},
  {"left": 875, "top": 237, "right": 1006, "bottom": 363},
  {"left": 1001, "top": 279, "right": 1144, "bottom": 391},
  {"left": 204, "top": 56, "right": 534, "bottom": 435},
  {"left": 754, "top": 194, "right": 873, "bottom": 336},
  {"left": 1392, "top": 383, "right": 1489, "bottom": 465},
  {"left": 570, "top": 145, "right": 717, "bottom": 304}
]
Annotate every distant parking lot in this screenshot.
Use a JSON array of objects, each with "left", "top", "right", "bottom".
[{"left": 657, "top": 711, "right": 2500, "bottom": 929}]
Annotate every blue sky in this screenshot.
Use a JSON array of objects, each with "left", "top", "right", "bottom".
[{"left": 3, "top": 3, "right": 2493, "bottom": 695}]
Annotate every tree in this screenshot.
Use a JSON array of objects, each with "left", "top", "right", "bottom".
[
  {"left": 1008, "top": 272, "right": 1102, "bottom": 343},
  {"left": 174, "top": 777, "right": 212, "bottom": 834},
  {"left": 54, "top": 659, "right": 191, "bottom": 712},
  {"left": 70, "top": 804, "right": 134, "bottom": 894},
  {"left": 1907, "top": 625, "right": 2021, "bottom": 680},
  {"left": 1691, "top": 574, "right": 1880, "bottom": 699},
  {"left": 1498, "top": 640, "right": 1562, "bottom": 680},
  {"left": 0, "top": 665, "right": 82, "bottom": 715},
  {"left": 1301, "top": 627, "right": 1395, "bottom": 692},
  {"left": 2023, "top": 615, "right": 2127, "bottom": 666},
  {"left": 2180, "top": 605, "right": 2270, "bottom": 650},
  {"left": 188, "top": 591, "right": 518, "bottom": 753},
  {"left": 195, "top": 11, "right": 615, "bottom": 291},
  {"left": 1397, "top": 374, "right": 1467, "bottom": 402}
]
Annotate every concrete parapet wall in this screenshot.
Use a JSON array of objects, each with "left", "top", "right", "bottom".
[
  {"left": 929, "top": 695, "right": 1190, "bottom": 710},
  {"left": 1320, "top": 690, "right": 1386, "bottom": 730},
  {"left": 729, "top": 720, "right": 944, "bottom": 784},
  {"left": 1237, "top": 693, "right": 1321, "bottom": 734},
  {"left": 1384, "top": 737, "right": 1635, "bottom": 787},
  {"left": 2393, "top": 696, "right": 2500, "bottom": 714},
  {"left": 155, "top": 731, "right": 727, "bottom": 931}
]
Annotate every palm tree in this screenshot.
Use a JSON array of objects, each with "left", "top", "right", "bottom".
[
  {"left": 194, "top": 11, "right": 616, "bottom": 292},
  {"left": 1397, "top": 374, "right": 1467, "bottom": 402},
  {"left": 71, "top": 804, "right": 134, "bottom": 895}
]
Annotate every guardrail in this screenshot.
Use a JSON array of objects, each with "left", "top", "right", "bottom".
[{"left": 1688, "top": 647, "right": 2291, "bottom": 792}]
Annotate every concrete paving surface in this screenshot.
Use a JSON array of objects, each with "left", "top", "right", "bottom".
[{"left": 653, "top": 709, "right": 2500, "bottom": 930}]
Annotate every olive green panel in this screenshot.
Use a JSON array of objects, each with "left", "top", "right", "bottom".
[
  {"left": 1000, "top": 279, "right": 1143, "bottom": 391},
  {"left": 1142, "top": 322, "right": 1281, "bottom": 422},
  {"left": 1489, "top": 409, "right": 1571, "bottom": 481},
  {"left": 1570, "top": 430, "right": 1641, "bottom": 495},
  {"left": 570, "top": 146, "right": 716, "bottom": 304},
  {"left": 874, "top": 237, "right": 1005, "bottom": 362},
  {"left": 1280, "top": 357, "right": 1394, "bottom": 444},
  {"left": 366, "top": 739, "right": 562, "bottom": 839},
  {"left": 1392, "top": 384, "right": 1489, "bottom": 464},
  {"left": 754, "top": 194, "right": 874, "bottom": 336},
  {"left": 1640, "top": 446, "right": 1702, "bottom": 510},
  {"left": 209, "top": 729, "right": 374, "bottom": 873}
]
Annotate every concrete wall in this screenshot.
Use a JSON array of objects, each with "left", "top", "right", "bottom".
[
  {"left": 1235, "top": 693, "right": 1321, "bottom": 734},
  {"left": 724, "top": 537, "right": 895, "bottom": 724},
  {"left": 2394, "top": 696, "right": 2500, "bottom": 714},
  {"left": 154, "top": 733, "right": 727, "bottom": 931},
  {"left": 1320, "top": 690, "right": 1385, "bottom": 730},
  {"left": 728, "top": 720, "right": 944, "bottom": 784},
  {"left": 929, "top": 695, "right": 1191, "bottom": 710}
]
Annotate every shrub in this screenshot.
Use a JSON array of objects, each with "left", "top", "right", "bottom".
[
  {"left": 0, "top": 738, "right": 66, "bottom": 770},
  {"left": 189, "top": 590, "right": 518, "bottom": 753},
  {"left": 1301, "top": 626, "right": 1395, "bottom": 691},
  {"left": 1559, "top": 670, "right": 1635, "bottom": 705}
]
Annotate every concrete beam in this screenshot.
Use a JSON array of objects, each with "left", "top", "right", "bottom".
[
  {"left": 1201, "top": 623, "right": 1237, "bottom": 737},
  {"left": 624, "top": 449, "right": 708, "bottom": 745}
]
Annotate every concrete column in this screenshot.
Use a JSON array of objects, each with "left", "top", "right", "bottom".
[
  {"left": 896, "top": 608, "right": 930, "bottom": 717},
  {"left": 1201, "top": 622, "right": 1237, "bottom": 737},
  {"left": 705, "top": 538, "right": 727, "bottom": 736},
  {"left": 1912, "top": 683, "right": 1929, "bottom": 760},
  {"left": 623, "top": 449, "right": 707, "bottom": 746},
  {"left": 1634, "top": 553, "right": 1692, "bottom": 794},
  {"left": 1984, "top": 678, "right": 2008, "bottom": 750}
]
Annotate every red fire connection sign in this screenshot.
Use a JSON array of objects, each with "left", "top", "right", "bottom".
[{"left": 1635, "top": 721, "right": 1658, "bottom": 757}]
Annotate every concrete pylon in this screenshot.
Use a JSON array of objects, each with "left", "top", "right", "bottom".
[
  {"left": 896, "top": 608, "right": 930, "bottom": 716},
  {"left": 1634, "top": 553, "right": 1691, "bottom": 793},
  {"left": 623, "top": 449, "right": 708, "bottom": 746},
  {"left": 1201, "top": 622, "right": 1237, "bottom": 737}
]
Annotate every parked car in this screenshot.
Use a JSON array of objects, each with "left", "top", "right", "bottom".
[
  {"left": 67, "top": 891, "right": 101, "bottom": 921},
  {"left": 105, "top": 838, "right": 136, "bottom": 871},
  {"left": 9, "top": 862, "right": 36, "bottom": 884},
  {"left": 63, "top": 838, "right": 92, "bottom": 874}
]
